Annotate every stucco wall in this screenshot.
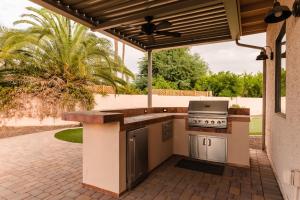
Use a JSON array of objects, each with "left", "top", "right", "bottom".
[
  {"left": 1, "top": 95, "right": 262, "bottom": 127},
  {"left": 148, "top": 122, "right": 173, "bottom": 171},
  {"left": 265, "top": 1, "right": 300, "bottom": 199}
]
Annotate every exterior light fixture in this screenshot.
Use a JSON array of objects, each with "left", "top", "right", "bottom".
[
  {"left": 293, "top": 0, "right": 300, "bottom": 16},
  {"left": 265, "top": 0, "right": 300, "bottom": 23},
  {"left": 256, "top": 50, "right": 269, "bottom": 60},
  {"left": 265, "top": 1, "right": 292, "bottom": 23}
]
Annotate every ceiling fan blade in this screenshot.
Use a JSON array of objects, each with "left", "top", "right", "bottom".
[
  {"left": 155, "top": 20, "right": 172, "bottom": 30},
  {"left": 156, "top": 31, "right": 181, "bottom": 37}
]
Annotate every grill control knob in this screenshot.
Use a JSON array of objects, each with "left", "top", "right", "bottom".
[
  {"left": 193, "top": 120, "right": 197, "bottom": 123},
  {"left": 217, "top": 121, "right": 221, "bottom": 124},
  {"left": 205, "top": 120, "right": 209, "bottom": 124},
  {"left": 211, "top": 121, "right": 215, "bottom": 124}
]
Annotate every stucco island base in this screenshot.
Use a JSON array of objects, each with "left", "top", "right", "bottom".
[{"left": 82, "top": 122, "right": 127, "bottom": 197}]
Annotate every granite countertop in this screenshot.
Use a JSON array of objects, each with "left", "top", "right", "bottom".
[
  {"left": 124, "top": 113, "right": 186, "bottom": 124},
  {"left": 62, "top": 111, "right": 124, "bottom": 124},
  {"left": 62, "top": 107, "right": 250, "bottom": 127}
]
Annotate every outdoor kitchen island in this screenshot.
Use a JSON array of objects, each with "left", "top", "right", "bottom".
[{"left": 62, "top": 107, "right": 250, "bottom": 197}]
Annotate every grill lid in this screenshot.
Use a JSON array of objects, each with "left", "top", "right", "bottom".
[{"left": 188, "top": 100, "right": 229, "bottom": 113}]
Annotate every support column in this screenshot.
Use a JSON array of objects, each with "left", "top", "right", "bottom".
[
  {"left": 235, "top": 40, "right": 267, "bottom": 151},
  {"left": 147, "top": 50, "right": 153, "bottom": 108},
  {"left": 262, "top": 60, "right": 267, "bottom": 150}
]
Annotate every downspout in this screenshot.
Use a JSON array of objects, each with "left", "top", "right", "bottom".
[{"left": 235, "top": 39, "right": 267, "bottom": 151}]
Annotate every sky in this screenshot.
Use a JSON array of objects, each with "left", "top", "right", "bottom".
[{"left": 0, "top": 0, "right": 266, "bottom": 74}]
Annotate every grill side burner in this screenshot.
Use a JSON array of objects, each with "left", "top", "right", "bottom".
[{"left": 188, "top": 101, "right": 229, "bottom": 129}]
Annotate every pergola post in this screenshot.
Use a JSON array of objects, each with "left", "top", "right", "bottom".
[
  {"left": 235, "top": 40, "right": 267, "bottom": 151},
  {"left": 262, "top": 60, "right": 266, "bottom": 150},
  {"left": 147, "top": 50, "right": 153, "bottom": 108}
]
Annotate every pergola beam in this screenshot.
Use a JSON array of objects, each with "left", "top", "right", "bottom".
[
  {"left": 223, "top": 0, "right": 241, "bottom": 40},
  {"left": 92, "top": 0, "right": 222, "bottom": 31},
  {"left": 30, "top": 0, "right": 94, "bottom": 28}
]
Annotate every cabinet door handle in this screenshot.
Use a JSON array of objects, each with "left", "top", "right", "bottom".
[
  {"left": 208, "top": 139, "right": 212, "bottom": 146},
  {"left": 133, "top": 137, "right": 136, "bottom": 177},
  {"left": 203, "top": 138, "right": 206, "bottom": 145}
]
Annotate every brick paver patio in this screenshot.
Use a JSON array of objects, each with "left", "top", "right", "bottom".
[{"left": 0, "top": 130, "right": 283, "bottom": 200}]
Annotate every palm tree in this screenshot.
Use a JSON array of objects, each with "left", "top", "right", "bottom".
[{"left": 0, "top": 7, "right": 134, "bottom": 116}]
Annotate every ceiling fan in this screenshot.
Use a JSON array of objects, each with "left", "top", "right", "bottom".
[{"left": 134, "top": 16, "right": 181, "bottom": 43}]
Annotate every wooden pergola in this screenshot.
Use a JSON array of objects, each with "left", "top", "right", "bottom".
[
  {"left": 31, "top": 0, "right": 272, "bottom": 106},
  {"left": 31, "top": 0, "right": 272, "bottom": 51},
  {"left": 31, "top": 0, "right": 272, "bottom": 150}
]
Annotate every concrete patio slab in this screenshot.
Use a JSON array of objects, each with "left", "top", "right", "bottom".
[{"left": 0, "top": 130, "right": 283, "bottom": 200}]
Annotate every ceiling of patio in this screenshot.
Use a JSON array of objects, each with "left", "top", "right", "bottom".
[{"left": 31, "top": 0, "right": 273, "bottom": 51}]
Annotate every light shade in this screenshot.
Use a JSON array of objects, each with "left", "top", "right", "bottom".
[
  {"left": 256, "top": 51, "right": 269, "bottom": 60},
  {"left": 293, "top": 0, "right": 300, "bottom": 17},
  {"left": 264, "top": 1, "right": 292, "bottom": 24}
]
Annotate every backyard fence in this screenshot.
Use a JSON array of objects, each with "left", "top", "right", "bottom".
[
  {"left": 152, "top": 89, "right": 212, "bottom": 96},
  {"left": 86, "top": 85, "right": 115, "bottom": 94},
  {"left": 86, "top": 85, "right": 212, "bottom": 97}
]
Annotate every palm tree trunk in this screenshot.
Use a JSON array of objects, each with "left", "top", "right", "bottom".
[
  {"left": 114, "top": 39, "right": 118, "bottom": 76},
  {"left": 114, "top": 39, "right": 118, "bottom": 62},
  {"left": 122, "top": 42, "right": 127, "bottom": 80}
]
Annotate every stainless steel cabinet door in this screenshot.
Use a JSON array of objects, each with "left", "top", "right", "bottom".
[
  {"left": 206, "top": 137, "right": 227, "bottom": 163},
  {"left": 134, "top": 128, "right": 148, "bottom": 180},
  {"left": 127, "top": 127, "right": 148, "bottom": 189},
  {"left": 197, "top": 136, "right": 207, "bottom": 160}
]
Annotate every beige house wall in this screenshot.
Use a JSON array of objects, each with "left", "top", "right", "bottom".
[{"left": 265, "top": 0, "right": 300, "bottom": 199}]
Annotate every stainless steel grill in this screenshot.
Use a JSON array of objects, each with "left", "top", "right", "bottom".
[{"left": 188, "top": 101, "right": 229, "bottom": 128}]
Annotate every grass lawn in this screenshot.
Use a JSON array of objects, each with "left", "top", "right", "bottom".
[
  {"left": 249, "top": 116, "right": 262, "bottom": 136},
  {"left": 55, "top": 128, "right": 83, "bottom": 143}
]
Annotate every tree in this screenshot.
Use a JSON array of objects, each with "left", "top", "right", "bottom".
[
  {"left": 195, "top": 71, "right": 242, "bottom": 97},
  {"left": 0, "top": 7, "right": 133, "bottom": 118},
  {"left": 135, "top": 48, "right": 208, "bottom": 90},
  {"left": 241, "top": 72, "right": 263, "bottom": 97}
]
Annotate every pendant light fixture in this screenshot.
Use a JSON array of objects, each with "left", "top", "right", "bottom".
[
  {"left": 293, "top": 0, "right": 300, "bottom": 16},
  {"left": 264, "top": 1, "right": 292, "bottom": 23},
  {"left": 256, "top": 50, "right": 269, "bottom": 60},
  {"left": 264, "top": 0, "right": 300, "bottom": 24}
]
